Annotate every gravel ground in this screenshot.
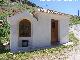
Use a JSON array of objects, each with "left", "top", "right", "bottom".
[
  {"left": 29, "top": 45, "right": 80, "bottom": 60},
  {"left": 68, "top": 45, "right": 80, "bottom": 60}
]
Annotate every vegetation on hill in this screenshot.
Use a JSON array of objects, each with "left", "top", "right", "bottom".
[
  {"left": 70, "top": 15, "right": 80, "bottom": 26},
  {"left": 0, "top": 0, "right": 38, "bottom": 46}
]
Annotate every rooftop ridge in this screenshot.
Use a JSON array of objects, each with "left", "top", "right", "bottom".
[{"left": 37, "top": 8, "right": 70, "bottom": 16}]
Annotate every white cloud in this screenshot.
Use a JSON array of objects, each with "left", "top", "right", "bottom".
[
  {"left": 52, "top": 0, "right": 55, "bottom": 1},
  {"left": 57, "top": 0, "right": 62, "bottom": 1},
  {"left": 40, "top": 0, "right": 46, "bottom": 1},
  {"left": 46, "top": 0, "right": 51, "bottom": 1},
  {"left": 68, "top": 0, "right": 72, "bottom": 1},
  {"left": 64, "top": 0, "right": 68, "bottom": 1}
]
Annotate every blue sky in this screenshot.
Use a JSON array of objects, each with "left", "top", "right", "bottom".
[{"left": 30, "top": 0, "right": 80, "bottom": 15}]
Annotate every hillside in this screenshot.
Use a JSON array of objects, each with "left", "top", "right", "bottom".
[{"left": 0, "top": 0, "right": 39, "bottom": 44}]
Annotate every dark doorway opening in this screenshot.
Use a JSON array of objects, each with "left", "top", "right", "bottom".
[{"left": 51, "top": 19, "right": 58, "bottom": 45}]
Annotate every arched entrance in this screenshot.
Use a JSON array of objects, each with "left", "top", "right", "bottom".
[
  {"left": 19, "top": 19, "right": 31, "bottom": 37},
  {"left": 19, "top": 19, "right": 32, "bottom": 47}
]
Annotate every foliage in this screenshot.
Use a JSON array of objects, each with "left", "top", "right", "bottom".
[
  {"left": 0, "top": 0, "right": 4, "bottom": 4},
  {"left": 0, "top": 16, "right": 10, "bottom": 44},
  {"left": 69, "top": 32, "right": 80, "bottom": 46},
  {"left": 26, "top": 1, "right": 37, "bottom": 7},
  {"left": 70, "top": 16, "right": 80, "bottom": 26},
  {"left": 0, "top": 0, "right": 4, "bottom": 6}
]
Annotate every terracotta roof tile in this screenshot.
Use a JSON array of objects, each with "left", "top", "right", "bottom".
[{"left": 37, "top": 8, "right": 70, "bottom": 16}]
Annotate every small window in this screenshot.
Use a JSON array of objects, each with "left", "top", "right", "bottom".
[
  {"left": 19, "top": 19, "right": 31, "bottom": 37},
  {"left": 22, "top": 40, "right": 29, "bottom": 47}
]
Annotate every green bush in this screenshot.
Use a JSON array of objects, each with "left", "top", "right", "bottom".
[
  {"left": 0, "top": 16, "right": 10, "bottom": 44},
  {"left": 70, "top": 16, "right": 80, "bottom": 26}
]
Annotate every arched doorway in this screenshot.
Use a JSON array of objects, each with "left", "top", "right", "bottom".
[
  {"left": 19, "top": 19, "right": 31, "bottom": 47},
  {"left": 19, "top": 19, "right": 31, "bottom": 37}
]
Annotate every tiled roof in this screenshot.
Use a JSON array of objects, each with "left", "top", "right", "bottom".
[{"left": 37, "top": 8, "right": 70, "bottom": 16}]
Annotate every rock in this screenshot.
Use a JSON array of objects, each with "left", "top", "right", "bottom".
[
  {"left": 3, "top": 42, "right": 10, "bottom": 50},
  {"left": 63, "top": 42, "right": 73, "bottom": 46}
]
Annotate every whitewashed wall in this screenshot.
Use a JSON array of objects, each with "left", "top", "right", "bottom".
[
  {"left": 59, "top": 17, "right": 69, "bottom": 44},
  {"left": 8, "top": 11, "right": 70, "bottom": 52},
  {"left": 33, "top": 12, "right": 51, "bottom": 48},
  {"left": 37, "top": 12, "right": 70, "bottom": 44},
  {"left": 8, "top": 11, "right": 37, "bottom": 52}
]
